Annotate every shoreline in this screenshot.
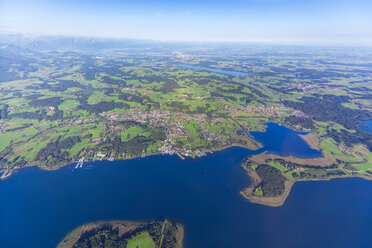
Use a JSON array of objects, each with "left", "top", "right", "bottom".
[
  {"left": 241, "top": 161, "right": 372, "bottom": 207},
  {"left": 240, "top": 130, "right": 372, "bottom": 207},
  {"left": 2, "top": 128, "right": 371, "bottom": 209},
  {"left": 0, "top": 142, "right": 262, "bottom": 180},
  {"left": 243, "top": 175, "right": 372, "bottom": 207},
  {"left": 299, "top": 133, "right": 321, "bottom": 150},
  {"left": 249, "top": 131, "right": 337, "bottom": 168},
  {"left": 57, "top": 219, "right": 184, "bottom": 248},
  {"left": 249, "top": 151, "right": 337, "bottom": 167},
  {"left": 0, "top": 123, "right": 312, "bottom": 180},
  {"left": 241, "top": 180, "right": 294, "bottom": 207}
]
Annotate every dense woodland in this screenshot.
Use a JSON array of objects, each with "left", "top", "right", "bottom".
[
  {"left": 255, "top": 164, "right": 286, "bottom": 197},
  {"left": 283, "top": 95, "right": 371, "bottom": 130},
  {"left": 79, "top": 101, "right": 130, "bottom": 114},
  {"left": 73, "top": 220, "right": 180, "bottom": 248},
  {"left": 0, "top": 104, "right": 8, "bottom": 119},
  {"left": 284, "top": 95, "right": 372, "bottom": 151},
  {"left": 35, "top": 136, "right": 81, "bottom": 163},
  {"left": 8, "top": 107, "right": 64, "bottom": 121},
  {"left": 284, "top": 116, "right": 315, "bottom": 129},
  {"left": 101, "top": 128, "right": 166, "bottom": 156}
]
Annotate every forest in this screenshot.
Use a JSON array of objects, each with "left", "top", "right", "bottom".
[
  {"left": 71, "top": 220, "right": 181, "bottom": 248},
  {"left": 35, "top": 136, "right": 81, "bottom": 164},
  {"left": 100, "top": 128, "right": 166, "bottom": 157},
  {"left": 283, "top": 95, "right": 371, "bottom": 130},
  {"left": 255, "top": 164, "right": 286, "bottom": 197}
]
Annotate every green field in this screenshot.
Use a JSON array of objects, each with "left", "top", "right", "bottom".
[
  {"left": 0, "top": 42, "right": 371, "bottom": 180},
  {"left": 126, "top": 232, "right": 155, "bottom": 248}
]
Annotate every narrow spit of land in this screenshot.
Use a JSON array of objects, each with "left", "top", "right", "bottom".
[{"left": 241, "top": 133, "right": 372, "bottom": 207}]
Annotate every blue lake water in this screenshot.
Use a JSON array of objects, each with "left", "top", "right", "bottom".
[
  {"left": 178, "top": 64, "right": 246, "bottom": 76},
  {"left": 251, "top": 122, "right": 322, "bottom": 158},
  {"left": 1, "top": 123, "right": 372, "bottom": 248},
  {"left": 359, "top": 120, "right": 372, "bottom": 134}
]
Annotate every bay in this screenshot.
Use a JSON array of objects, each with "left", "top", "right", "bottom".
[{"left": 1, "top": 123, "right": 371, "bottom": 248}]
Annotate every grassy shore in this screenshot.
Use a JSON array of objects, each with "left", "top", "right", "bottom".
[
  {"left": 242, "top": 172, "right": 372, "bottom": 207},
  {"left": 249, "top": 151, "right": 336, "bottom": 167},
  {"left": 241, "top": 179, "right": 294, "bottom": 207},
  {"left": 299, "top": 133, "right": 321, "bottom": 150},
  {"left": 241, "top": 148, "right": 372, "bottom": 207},
  {"left": 0, "top": 139, "right": 262, "bottom": 180}
]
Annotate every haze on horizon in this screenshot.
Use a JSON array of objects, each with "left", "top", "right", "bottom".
[{"left": 0, "top": 0, "right": 372, "bottom": 46}]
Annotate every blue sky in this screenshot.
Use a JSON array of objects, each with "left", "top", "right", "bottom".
[{"left": 0, "top": 0, "right": 371, "bottom": 45}]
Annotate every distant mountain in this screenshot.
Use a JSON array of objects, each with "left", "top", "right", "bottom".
[
  {"left": 0, "top": 43, "right": 35, "bottom": 82},
  {"left": 0, "top": 33, "right": 197, "bottom": 52}
]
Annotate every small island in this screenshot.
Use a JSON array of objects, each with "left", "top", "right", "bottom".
[{"left": 58, "top": 219, "right": 183, "bottom": 248}]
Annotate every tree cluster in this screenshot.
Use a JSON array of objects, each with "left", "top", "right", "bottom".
[
  {"left": 79, "top": 101, "right": 129, "bottom": 114},
  {"left": 101, "top": 129, "right": 166, "bottom": 157},
  {"left": 284, "top": 95, "right": 371, "bottom": 130},
  {"left": 35, "top": 136, "right": 81, "bottom": 163},
  {"left": 8, "top": 108, "right": 63, "bottom": 121},
  {"left": 0, "top": 104, "right": 8, "bottom": 119},
  {"left": 284, "top": 116, "right": 315, "bottom": 129},
  {"left": 73, "top": 219, "right": 180, "bottom": 248},
  {"left": 256, "top": 164, "right": 286, "bottom": 197},
  {"left": 29, "top": 97, "right": 64, "bottom": 108}
]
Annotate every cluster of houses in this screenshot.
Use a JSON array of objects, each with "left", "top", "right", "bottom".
[
  {"left": 223, "top": 103, "right": 307, "bottom": 118},
  {"left": 0, "top": 122, "right": 8, "bottom": 133},
  {"left": 337, "top": 144, "right": 362, "bottom": 157},
  {"left": 289, "top": 82, "right": 321, "bottom": 93},
  {"left": 99, "top": 109, "right": 222, "bottom": 158}
]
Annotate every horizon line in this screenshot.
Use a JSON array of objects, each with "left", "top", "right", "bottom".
[{"left": 1, "top": 29, "right": 372, "bottom": 48}]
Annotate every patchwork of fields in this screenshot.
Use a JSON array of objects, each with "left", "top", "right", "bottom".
[{"left": 0, "top": 42, "right": 371, "bottom": 181}]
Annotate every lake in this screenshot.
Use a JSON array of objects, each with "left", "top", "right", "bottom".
[
  {"left": 1, "top": 123, "right": 372, "bottom": 248},
  {"left": 178, "top": 64, "right": 246, "bottom": 76},
  {"left": 251, "top": 122, "right": 322, "bottom": 158},
  {"left": 359, "top": 120, "right": 372, "bottom": 134}
]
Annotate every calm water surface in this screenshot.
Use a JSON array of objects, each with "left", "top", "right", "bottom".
[
  {"left": 1, "top": 123, "right": 372, "bottom": 248},
  {"left": 359, "top": 120, "right": 372, "bottom": 134},
  {"left": 178, "top": 64, "right": 246, "bottom": 76},
  {"left": 251, "top": 122, "right": 322, "bottom": 158}
]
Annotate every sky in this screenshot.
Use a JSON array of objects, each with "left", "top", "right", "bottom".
[{"left": 0, "top": 0, "right": 372, "bottom": 45}]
